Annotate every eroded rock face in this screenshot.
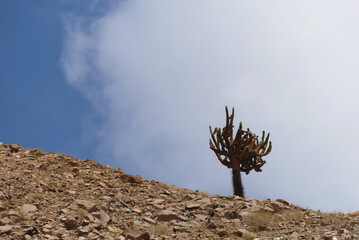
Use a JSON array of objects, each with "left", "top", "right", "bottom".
[{"left": 0, "top": 142, "right": 358, "bottom": 239}]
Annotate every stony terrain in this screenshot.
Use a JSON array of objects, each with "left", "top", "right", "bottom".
[{"left": 1, "top": 143, "right": 359, "bottom": 239}]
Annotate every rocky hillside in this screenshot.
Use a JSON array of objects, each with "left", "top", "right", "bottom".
[{"left": 1, "top": 143, "right": 359, "bottom": 240}]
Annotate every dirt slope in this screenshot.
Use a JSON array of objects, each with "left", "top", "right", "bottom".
[{"left": 1, "top": 142, "right": 359, "bottom": 240}]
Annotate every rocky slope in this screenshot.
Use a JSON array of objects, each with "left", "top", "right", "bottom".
[{"left": 1, "top": 143, "right": 359, "bottom": 240}]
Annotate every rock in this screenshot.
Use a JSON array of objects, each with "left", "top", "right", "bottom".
[
  {"left": 100, "top": 211, "right": 111, "bottom": 224},
  {"left": 217, "top": 230, "right": 228, "bottom": 237},
  {"left": 152, "top": 199, "right": 165, "bottom": 204},
  {"left": 0, "top": 225, "right": 13, "bottom": 235},
  {"left": 157, "top": 210, "right": 181, "bottom": 221},
  {"left": 276, "top": 198, "right": 289, "bottom": 206},
  {"left": 77, "top": 227, "right": 89, "bottom": 236},
  {"left": 143, "top": 217, "right": 156, "bottom": 225},
  {"left": 208, "top": 209, "right": 215, "bottom": 217},
  {"left": 29, "top": 147, "right": 43, "bottom": 155},
  {"left": 234, "top": 228, "right": 256, "bottom": 238},
  {"left": 181, "top": 194, "right": 194, "bottom": 201},
  {"left": 194, "top": 214, "right": 207, "bottom": 221},
  {"left": 3, "top": 141, "right": 359, "bottom": 239},
  {"left": 0, "top": 191, "right": 6, "bottom": 200},
  {"left": 289, "top": 231, "right": 300, "bottom": 240},
  {"left": 64, "top": 218, "right": 79, "bottom": 230},
  {"left": 349, "top": 211, "right": 359, "bottom": 216},
  {"left": 76, "top": 199, "right": 98, "bottom": 212},
  {"left": 93, "top": 211, "right": 111, "bottom": 225},
  {"left": 206, "top": 219, "right": 217, "bottom": 229},
  {"left": 185, "top": 202, "right": 200, "bottom": 210},
  {"left": 0, "top": 201, "right": 5, "bottom": 211},
  {"left": 173, "top": 221, "right": 192, "bottom": 232},
  {"left": 269, "top": 201, "right": 286, "bottom": 213},
  {"left": 9, "top": 144, "right": 21, "bottom": 152},
  {"left": 224, "top": 210, "right": 242, "bottom": 220},
  {"left": 197, "top": 197, "right": 211, "bottom": 205},
  {"left": 122, "top": 227, "right": 150, "bottom": 240},
  {"left": 132, "top": 208, "right": 142, "bottom": 213},
  {"left": 262, "top": 206, "right": 275, "bottom": 212},
  {"left": 122, "top": 174, "right": 142, "bottom": 184},
  {"left": 21, "top": 204, "right": 37, "bottom": 213}
]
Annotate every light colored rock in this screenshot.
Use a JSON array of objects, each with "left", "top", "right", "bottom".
[
  {"left": 262, "top": 206, "right": 275, "bottom": 213},
  {"left": 194, "top": 214, "right": 207, "bottom": 221},
  {"left": 98, "top": 211, "right": 111, "bottom": 225},
  {"left": 289, "top": 231, "right": 300, "bottom": 240},
  {"left": 143, "top": 217, "right": 156, "bottom": 224},
  {"left": 152, "top": 199, "right": 165, "bottom": 204},
  {"left": 0, "top": 225, "right": 13, "bottom": 235},
  {"left": 0, "top": 201, "right": 5, "bottom": 211},
  {"left": 197, "top": 197, "right": 211, "bottom": 205},
  {"left": 132, "top": 208, "right": 142, "bottom": 213},
  {"left": 234, "top": 228, "right": 256, "bottom": 238},
  {"left": 21, "top": 203, "right": 37, "bottom": 213},
  {"left": 185, "top": 202, "right": 200, "bottom": 210}
]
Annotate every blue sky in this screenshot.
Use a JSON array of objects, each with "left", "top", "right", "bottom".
[
  {"left": 0, "top": 1, "right": 105, "bottom": 156},
  {"left": 2, "top": 1, "right": 359, "bottom": 213}
]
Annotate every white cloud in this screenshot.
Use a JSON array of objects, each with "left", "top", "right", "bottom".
[{"left": 62, "top": 0, "right": 359, "bottom": 212}]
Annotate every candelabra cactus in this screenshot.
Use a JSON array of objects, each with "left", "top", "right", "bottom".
[{"left": 209, "top": 107, "right": 272, "bottom": 197}]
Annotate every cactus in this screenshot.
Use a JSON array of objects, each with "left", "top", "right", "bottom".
[{"left": 209, "top": 107, "right": 272, "bottom": 197}]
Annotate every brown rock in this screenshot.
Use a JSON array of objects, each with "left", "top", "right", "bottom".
[
  {"left": 349, "top": 211, "right": 359, "bottom": 216},
  {"left": 30, "top": 147, "right": 43, "bottom": 155},
  {"left": 224, "top": 210, "right": 242, "bottom": 220},
  {"left": 276, "top": 198, "right": 289, "bottom": 206},
  {"left": 64, "top": 218, "right": 79, "bottom": 230},
  {"left": 157, "top": 210, "right": 180, "bottom": 221},
  {"left": 269, "top": 201, "right": 286, "bottom": 213},
  {"left": 0, "top": 191, "right": 6, "bottom": 200},
  {"left": 76, "top": 199, "right": 98, "bottom": 212},
  {"left": 92, "top": 211, "right": 111, "bottom": 225},
  {"left": 217, "top": 230, "right": 228, "bottom": 237},
  {"left": 122, "top": 226, "right": 150, "bottom": 240},
  {"left": 9, "top": 144, "right": 20, "bottom": 153},
  {"left": 206, "top": 219, "right": 217, "bottom": 229}
]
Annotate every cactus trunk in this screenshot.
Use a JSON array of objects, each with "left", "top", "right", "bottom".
[{"left": 232, "top": 169, "right": 244, "bottom": 197}]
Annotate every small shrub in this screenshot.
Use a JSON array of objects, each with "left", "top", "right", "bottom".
[
  {"left": 148, "top": 223, "right": 172, "bottom": 236},
  {"left": 244, "top": 210, "right": 279, "bottom": 232},
  {"left": 29, "top": 192, "right": 45, "bottom": 200},
  {"left": 14, "top": 209, "right": 28, "bottom": 223}
]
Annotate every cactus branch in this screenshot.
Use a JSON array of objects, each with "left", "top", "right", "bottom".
[{"left": 209, "top": 106, "right": 272, "bottom": 175}]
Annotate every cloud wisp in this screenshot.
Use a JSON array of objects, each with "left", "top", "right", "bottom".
[{"left": 62, "top": 1, "right": 359, "bottom": 212}]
